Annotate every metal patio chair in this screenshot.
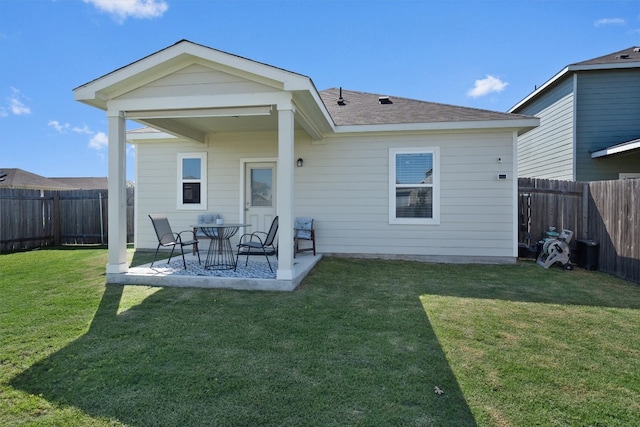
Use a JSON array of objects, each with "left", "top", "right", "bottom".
[
  {"left": 235, "top": 216, "right": 278, "bottom": 272},
  {"left": 149, "top": 214, "right": 201, "bottom": 269},
  {"left": 294, "top": 217, "right": 316, "bottom": 257}
]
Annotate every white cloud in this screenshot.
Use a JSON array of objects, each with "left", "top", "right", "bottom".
[
  {"left": 10, "top": 98, "right": 31, "bottom": 115},
  {"left": 72, "top": 124, "right": 93, "bottom": 135},
  {"left": 594, "top": 18, "right": 625, "bottom": 27},
  {"left": 49, "top": 121, "right": 109, "bottom": 153},
  {"left": 84, "top": 0, "right": 168, "bottom": 22},
  {"left": 5, "top": 87, "right": 31, "bottom": 116},
  {"left": 88, "top": 132, "right": 108, "bottom": 150},
  {"left": 48, "top": 120, "right": 70, "bottom": 133},
  {"left": 467, "top": 75, "right": 508, "bottom": 98}
]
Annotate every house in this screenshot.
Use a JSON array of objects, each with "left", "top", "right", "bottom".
[
  {"left": 0, "top": 168, "right": 107, "bottom": 190},
  {"left": 73, "top": 40, "right": 538, "bottom": 285},
  {"left": 509, "top": 46, "right": 640, "bottom": 181}
]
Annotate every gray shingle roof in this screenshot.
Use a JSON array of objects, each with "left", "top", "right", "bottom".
[
  {"left": 572, "top": 46, "right": 640, "bottom": 66},
  {"left": 48, "top": 177, "right": 108, "bottom": 190},
  {"left": 319, "top": 88, "right": 530, "bottom": 126},
  {"left": 0, "top": 168, "right": 107, "bottom": 190}
]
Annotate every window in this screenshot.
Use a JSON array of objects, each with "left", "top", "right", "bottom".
[
  {"left": 389, "top": 147, "right": 440, "bottom": 224},
  {"left": 177, "top": 153, "right": 207, "bottom": 210}
]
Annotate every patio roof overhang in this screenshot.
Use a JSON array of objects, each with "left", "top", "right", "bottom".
[
  {"left": 118, "top": 96, "right": 329, "bottom": 144},
  {"left": 73, "top": 40, "right": 334, "bottom": 143}
]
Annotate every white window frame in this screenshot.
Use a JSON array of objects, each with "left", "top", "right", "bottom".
[
  {"left": 177, "top": 152, "right": 207, "bottom": 210},
  {"left": 389, "top": 147, "right": 440, "bottom": 225}
]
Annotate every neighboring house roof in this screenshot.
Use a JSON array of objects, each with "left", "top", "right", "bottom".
[
  {"left": 48, "top": 177, "right": 108, "bottom": 190},
  {"left": 320, "top": 88, "right": 532, "bottom": 126},
  {"left": 509, "top": 46, "right": 640, "bottom": 112},
  {"left": 0, "top": 168, "right": 107, "bottom": 190},
  {"left": 572, "top": 46, "right": 640, "bottom": 66}
]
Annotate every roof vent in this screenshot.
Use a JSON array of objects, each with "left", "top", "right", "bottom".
[
  {"left": 337, "top": 87, "right": 346, "bottom": 106},
  {"left": 378, "top": 96, "right": 392, "bottom": 104},
  {"left": 616, "top": 54, "right": 630, "bottom": 59}
]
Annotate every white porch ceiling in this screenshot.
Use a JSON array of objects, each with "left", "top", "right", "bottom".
[{"left": 125, "top": 97, "right": 326, "bottom": 142}]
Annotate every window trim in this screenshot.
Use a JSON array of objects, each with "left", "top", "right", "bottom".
[
  {"left": 389, "top": 147, "right": 440, "bottom": 225},
  {"left": 177, "top": 152, "right": 207, "bottom": 210}
]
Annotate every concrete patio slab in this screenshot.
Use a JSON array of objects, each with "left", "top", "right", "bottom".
[{"left": 107, "top": 252, "right": 322, "bottom": 291}]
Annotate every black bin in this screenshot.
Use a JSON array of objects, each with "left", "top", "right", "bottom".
[{"left": 576, "top": 240, "right": 599, "bottom": 270}]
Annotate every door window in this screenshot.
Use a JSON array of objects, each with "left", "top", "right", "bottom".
[{"left": 250, "top": 168, "right": 273, "bottom": 207}]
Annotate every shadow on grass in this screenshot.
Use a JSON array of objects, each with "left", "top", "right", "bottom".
[{"left": 10, "top": 279, "right": 477, "bottom": 426}]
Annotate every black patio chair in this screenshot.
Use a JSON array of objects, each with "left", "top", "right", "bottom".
[
  {"left": 149, "top": 214, "right": 201, "bottom": 269},
  {"left": 235, "top": 216, "right": 278, "bottom": 272}
]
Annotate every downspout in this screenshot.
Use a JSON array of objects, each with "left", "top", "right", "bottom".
[{"left": 512, "top": 130, "right": 519, "bottom": 258}]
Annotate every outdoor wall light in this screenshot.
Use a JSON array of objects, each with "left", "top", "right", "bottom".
[{"left": 297, "top": 158, "right": 304, "bottom": 167}]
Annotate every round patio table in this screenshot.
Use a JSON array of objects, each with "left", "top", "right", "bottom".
[{"left": 192, "top": 223, "right": 250, "bottom": 270}]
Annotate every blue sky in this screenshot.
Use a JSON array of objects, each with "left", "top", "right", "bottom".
[{"left": 1, "top": 0, "right": 639, "bottom": 181}]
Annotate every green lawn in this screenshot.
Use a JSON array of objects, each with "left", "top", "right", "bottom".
[{"left": 1, "top": 247, "right": 639, "bottom": 426}]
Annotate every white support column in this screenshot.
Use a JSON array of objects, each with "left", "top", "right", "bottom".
[
  {"left": 276, "top": 102, "right": 295, "bottom": 280},
  {"left": 106, "top": 110, "right": 128, "bottom": 274}
]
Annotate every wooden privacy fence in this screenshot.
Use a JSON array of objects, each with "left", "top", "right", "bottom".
[
  {"left": 0, "top": 188, "right": 134, "bottom": 252},
  {"left": 519, "top": 177, "right": 640, "bottom": 284}
]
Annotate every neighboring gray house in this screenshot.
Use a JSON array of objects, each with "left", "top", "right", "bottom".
[{"left": 510, "top": 46, "right": 640, "bottom": 181}]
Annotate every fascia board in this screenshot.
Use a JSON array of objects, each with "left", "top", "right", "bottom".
[
  {"left": 186, "top": 42, "right": 312, "bottom": 90},
  {"left": 568, "top": 62, "right": 640, "bottom": 72},
  {"left": 74, "top": 46, "right": 192, "bottom": 99},
  {"left": 292, "top": 91, "right": 335, "bottom": 135},
  {"left": 74, "top": 40, "right": 312, "bottom": 109},
  {"left": 509, "top": 67, "right": 569, "bottom": 113},
  {"left": 332, "top": 118, "right": 540, "bottom": 135},
  {"left": 107, "top": 92, "right": 292, "bottom": 112}
]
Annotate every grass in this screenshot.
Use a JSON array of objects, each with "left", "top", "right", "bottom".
[{"left": 1, "top": 247, "right": 639, "bottom": 426}]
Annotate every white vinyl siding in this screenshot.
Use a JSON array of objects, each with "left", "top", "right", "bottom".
[
  {"left": 134, "top": 130, "right": 516, "bottom": 261},
  {"left": 119, "top": 64, "right": 278, "bottom": 100},
  {"left": 294, "top": 132, "right": 515, "bottom": 259},
  {"left": 516, "top": 77, "right": 575, "bottom": 179},
  {"left": 135, "top": 132, "right": 280, "bottom": 250}
]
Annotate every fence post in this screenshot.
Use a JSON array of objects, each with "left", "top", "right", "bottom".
[
  {"left": 53, "top": 192, "right": 61, "bottom": 246},
  {"left": 581, "top": 183, "right": 589, "bottom": 240}
]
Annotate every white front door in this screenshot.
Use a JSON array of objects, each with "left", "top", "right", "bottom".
[{"left": 244, "top": 162, "right": 277, "bottom": 232}]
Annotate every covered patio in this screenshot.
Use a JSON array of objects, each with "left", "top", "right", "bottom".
[{"left": 73, "top": 40, "right": 332, "bottom": 289}]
